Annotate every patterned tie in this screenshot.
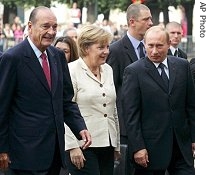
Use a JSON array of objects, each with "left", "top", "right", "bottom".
[
  {"left": 40, "top": 53, "right": 51, "bottom": 89},
  {"left": 138, "top": 42, "right": 145, "bottom": 59},
  {"left": 158, "top": 63, "right": 169, "bottom": 91}
]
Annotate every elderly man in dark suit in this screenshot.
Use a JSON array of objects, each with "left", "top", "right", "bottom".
[
  {"left": 166, "top": 21, "right": 187, "bottom": 59},
  {"left": 122, "top": 26, "right": 195, "bottom": 175},
  {"left": 0, "top": 6, "right": 91, "bottom": 175}
]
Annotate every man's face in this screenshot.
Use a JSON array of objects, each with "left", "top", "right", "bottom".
[
  {"left": 132, "top": 10, "right": 153, "bottom": 39},
  {"left": 145, "top": 30, "right": 170, "bottom": 63},
  {"left": 167, "top": 26, "right": 183, "bottom": 48},
  {"left": 28, "top": 9, "right": 57, "bottom": 52}
]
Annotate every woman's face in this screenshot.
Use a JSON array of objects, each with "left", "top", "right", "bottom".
[
  {"left": 55, "top": 42, "right": 71, "bottom": 63},
  {"left": 86, "top": 42, "right": 110, "bottom": 66}
]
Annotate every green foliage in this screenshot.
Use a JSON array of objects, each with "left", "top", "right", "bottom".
[
  {"left": 1, "top": 0, "right": 55, "bottom": 8},
  {"left": 0, "top": 0, "right": 127, "bottom": 12},
  {"left": 1, "top": 0, "right": 195, "bottom": 10}
]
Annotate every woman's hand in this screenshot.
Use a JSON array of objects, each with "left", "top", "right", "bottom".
[{"left": 69, "top": 148, "right": 86, "bottom": 169}]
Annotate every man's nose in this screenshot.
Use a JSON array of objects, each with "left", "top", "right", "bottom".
[{"left": 152, "top": 47, "right": 158, "bottom": 54}]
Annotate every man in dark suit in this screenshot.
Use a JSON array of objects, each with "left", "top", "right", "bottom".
[
  {"left": 107, "top": 3, "right": 153, "bottom": 175},
  {"left": 122, "top": 26, "right": 195, "bottom": 175},
  {"left": 166, "top": 21, "right": 187, "bottom": 59},
  {"left": 0, "top": 6, "right": 91, "bottom": 175}
]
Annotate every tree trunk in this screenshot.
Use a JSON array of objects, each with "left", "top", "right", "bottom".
[
  {"left": 86, "top": 2, "right": 97, "bottom": 23},
  {"left": 162, "top": 4, "right": 169, "bottom": 26},
  {"left": 3, "top": 4, "right": 17, "bottom": 24},
  {"left": 181, "top": 1, "right": 195, "bottom": 35},
  {"left": 145, "top": 1, "right": 161, "bottom": 25}
]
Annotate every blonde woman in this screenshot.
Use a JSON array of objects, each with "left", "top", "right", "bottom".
[{"left": 65, "top": 24, "right": 120, "bottom": 175}]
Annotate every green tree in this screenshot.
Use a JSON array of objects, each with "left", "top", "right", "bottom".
[
  {"left": 146, "top": 0, "right": 194, "bottom": 35},
  {"left": 1, "top": 0, "right": 54, "bottom": 24},
  {"left": 1, "top": 0, "right": 194, "bottom": 35},
  {"left": 1, "top": 0, "right": 52, "bottom": 7}
]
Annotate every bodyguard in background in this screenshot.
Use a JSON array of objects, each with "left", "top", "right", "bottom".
[
  {"left": 0, "top": 6, "right": 91, "bottom": 175},
  {"left": 166, "top": 21, "right": 187, "bottom": 59},
  {"left": 107, "top": 3, "right": 153, "bottom": 174},
  {"left": 107, "top": 3, "right": 153, "bottom": 143},
  {"left": 122, "top": 26, "right": 195, "bottom": 175}
]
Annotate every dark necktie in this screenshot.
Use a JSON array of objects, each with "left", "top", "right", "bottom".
[
  {"left": 138, "top": 42, "right": 145, "bottom": 59},
  {"left": 40, "top": 53, "right": 51, "bottom": 89},
  {"left": 174, "top": 50, "right": 178, "bottom": 57},
  {"left": 158, "top": 63, "right": 169, "bottom": 90}
]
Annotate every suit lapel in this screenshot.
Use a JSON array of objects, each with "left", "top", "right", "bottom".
[
  {"left": 23, "top": 48, "right": 51, "bottom": 92},
  {"left": 47, "top": 48, "right": 58, "bottom": 95},
  {"left": 177, "top": 48, "right": 184, "bottom": 58},
  {"left": 145, "top": 57, "right": 177, "bottom": 93},
  {"left": 167, "top": 49, "right": 173, "bottom": 56},
  {"left": 167, "top": 57, "right": 176, "bottom": 93},
  {"left": 122, "top": 35, "right": 138, "bottom": 63},
  {"left": 79, "top": 58, "right": 101, "bottom": 83},
  {"left": 23, "top": 40, "right": 57, "bottom": 93}
]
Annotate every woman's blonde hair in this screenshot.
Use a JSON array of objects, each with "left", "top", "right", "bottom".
[{"left": 77, "top": 24, "right": 113, "bottom": 57}]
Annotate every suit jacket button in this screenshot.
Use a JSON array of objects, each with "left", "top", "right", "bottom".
[
  {"left": 100, "top": 84, "right": 103, "bottom": 87},
  {"left": 104, "top": 114, "right": 107, "bottom": 117},
  {"left": 103, "top": 103, "right": 106, "bottom": 107},
  {"left": 102, "top": 93, "right": 106, "bottom": 97}
]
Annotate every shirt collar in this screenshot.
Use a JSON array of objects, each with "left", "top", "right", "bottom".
[
  {"left": 27, "top": 37, "right": 47, "bottom": 58},
  {"left": 127, "top": 31, "right": 144, "bottom": 49},
  {"left": 153, "top": 58, "right": 168, "bottom": 69},
  {"left": 170, "top": 46, "right": 178, "bottom": 55}
]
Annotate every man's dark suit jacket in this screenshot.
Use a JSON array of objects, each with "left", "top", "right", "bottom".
[
  {"left": 107, "top": 34, "right": 138, "bottom": 138},
  {"left": 0, "top": 39, "right": 86, "bottom": 171},
  {"left": 168, "top": 48, "right": 187, "bottom": 59},
  {"left": 190, "top": 58, "right": 195, "bottom": 83},
  {"left": 122, "top": 56, "right": 195, "bottom": 170}
]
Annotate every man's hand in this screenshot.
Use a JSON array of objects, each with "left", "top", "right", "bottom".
[
  {"left": 0, "top": 153, "right": 10, "bottom": 170},
  {"left": 79, "top": 130, "right": 91, "bottom": 150},
  {"left": 134, "top": 149, "right": 149, "bottom": 168}
]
